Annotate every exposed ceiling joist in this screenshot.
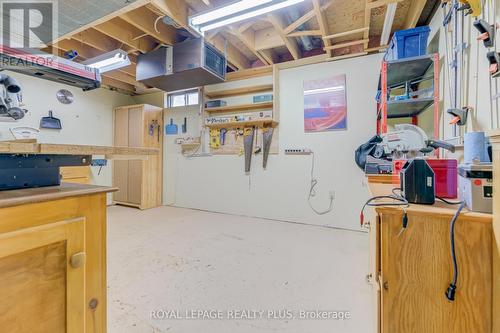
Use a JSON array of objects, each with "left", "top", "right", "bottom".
[
  {"left": 323, "top": 38, "right": 369, "bottom": 51},
  {"left": 121, "top": 7, "right": 177, "bottom": 45},
  {"left": 288, "top": 30, "right": 322, "bottom": 37},
  {"left": 404, "top": 0, "right": 427, "bottom": 29},
  {"left": 267, "top": 13, "right": 301, "bottom": 60},
  {"left": 323, "top": 27, "right": 370, "bottom": 40},
  {"left": 93, "top": 18, "right": 157, "bottom": 53},
  {"left": 283, "top": 9, "right": 316, "bottom": 35},
  {"left": 150, "top": 0, "right": 191, "bottom": 32},
  {"left": 51, "top": 0, "right": 151, "bottom": 44},
  {"left": 227, "top": 27, "right": 272, "bottom": 65},
  {"left": 312, "top": 0, "right": 331, "bottom": 56}
]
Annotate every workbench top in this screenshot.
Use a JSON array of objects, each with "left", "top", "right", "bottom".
[
  {"left": 368, "top": 182, "right": 492, "bottom": 222},
  {"left": 0, "top": 183, "right": 117, "bottom": 208}
]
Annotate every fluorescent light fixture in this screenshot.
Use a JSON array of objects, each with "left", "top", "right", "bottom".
[
  {"left": 190, "top": 0, "right": 305, "bottom": 33},
  {"left": 191, "top": 0, "right": 272, "bottom": 25},
  {"left": 304, "top": 86, "right": 344, "bottom": 96},
  {"left": 82, "top": 49, "right": 131, "bottom": 73},
  {"left": 380, "top": 3, "right": 397, "bottom": 46}
]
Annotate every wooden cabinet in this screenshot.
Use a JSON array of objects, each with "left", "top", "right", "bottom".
[
  {"left": 490, "top": 130, "right": 500, "bottom": 333},
  {"left": 369, "top": 183, "right": 499, "bottom": 333},
  {"left": 0, "top": 183, "right": 114, "bottom": 333},
  {"left": 113, "top": 104, "right": 163, "bottom": 209}
]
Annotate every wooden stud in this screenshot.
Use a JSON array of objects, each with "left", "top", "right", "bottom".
[
  {"left": 227, "top": 27, "right": 271, "bottom": 65},
  {"left": 312, "top": 0, "right": 332, "bottom": 55},
  {"left": 323, "top": 39, "right": 369, "bottom": 51},
  {"left": 323, "top": 27, "right": 370, "bottom": 40},
  {"left": 287, "top": 30, "right": 323, "bottom": 37},
  {"left": 283, "top": 10, "right": 316, "bottom": 35},
  {"left": 267, "top": 13, "right": 301, "bottom": 60}
]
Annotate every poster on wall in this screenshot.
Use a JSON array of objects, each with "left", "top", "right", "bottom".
[{"left": 303, "top": 74, "right": 347, "bottom": 132}]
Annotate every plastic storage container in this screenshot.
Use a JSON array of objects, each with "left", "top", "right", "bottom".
[{"left": 384, "top": 26, "right": 430, "bottom": 61}]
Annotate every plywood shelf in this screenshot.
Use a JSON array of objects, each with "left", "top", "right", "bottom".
[
  {"left": 204, "top": 84, "right": 273, "bottom": 99},
  {"left": 205, "top": 120, "right": 278, "bottom": 129},
  {"left": 205, "top": 102, "right": 273, "bottom": 113}
]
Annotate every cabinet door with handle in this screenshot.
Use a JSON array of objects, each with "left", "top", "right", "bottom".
[{"left": 0, "top": 218, "right": 86, "bottom": 333}]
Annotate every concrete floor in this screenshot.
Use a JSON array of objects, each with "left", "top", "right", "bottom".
[{"left": 107, "top": 206, "right": 374, "bottom": 333}]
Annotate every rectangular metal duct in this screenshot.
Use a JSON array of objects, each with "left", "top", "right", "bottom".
[
  {"left": 0, "top": 46, "right": 101, "bottom": 91},
  {"left": 137, "top": 38, "right": 226, "bottom": 92}
]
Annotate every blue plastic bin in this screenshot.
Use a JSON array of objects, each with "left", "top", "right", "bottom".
[{"left": 384, "top": 26, "right": 430, "bottom": 61}]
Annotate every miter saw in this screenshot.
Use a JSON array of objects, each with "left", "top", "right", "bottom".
[
  {"left": 0, "top": 73, "right": 26, "bottom": 120},
  {"left": 355, "top": 124, "right": 455, "bottom": 171}
]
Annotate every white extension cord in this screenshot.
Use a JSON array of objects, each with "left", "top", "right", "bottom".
[{"left": 308, "top": 151, "right": 334, "bottom": 215}]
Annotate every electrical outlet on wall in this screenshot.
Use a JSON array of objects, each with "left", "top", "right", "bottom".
[{"left": 285, "top": 148, "right": 313, "bottom": 155}]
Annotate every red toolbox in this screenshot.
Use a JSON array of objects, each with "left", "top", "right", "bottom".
[{"left": 393, "top": 159, "right": 458, "bottom": 198}]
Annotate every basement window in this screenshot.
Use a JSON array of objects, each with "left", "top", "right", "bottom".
[{"left": 166, "top": 89, "right": 200, "bottom": 108}]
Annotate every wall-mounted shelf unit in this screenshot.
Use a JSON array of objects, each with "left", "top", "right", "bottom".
[
  {"left": 378, "top": 53, "right": 440, "bottom": 140},
  {"left": 205, "top": 102, "right": 274, "bottom": 113},
  {"left": 204, "top": 84, "right": 273, "bottom": 99},
  {"left": 205, "top": 120, "right": 278, "bottom": 129},
  {"left": 203, "top": 69, "right": 279, "bottom": 155}
]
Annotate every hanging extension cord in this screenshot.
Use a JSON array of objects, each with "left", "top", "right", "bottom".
[
  {"left": 436, "top": 197, "right": 465, "bottom": 302},
  {"left": 308, "top": 151, "right": 334, "bottom": 215}
]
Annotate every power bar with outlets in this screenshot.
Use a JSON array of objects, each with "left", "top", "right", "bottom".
[{"left": 285, "top": 148, "right": 313, "bottom": 155}]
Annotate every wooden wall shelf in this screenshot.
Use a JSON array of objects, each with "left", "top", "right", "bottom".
[
  {"left": 205, "top": 120, "right": 278, "bottom": 129},
  {"left": 204, "top": 84, "right": 273, "bottom": 99},
  {"left": 205, "top": 102, "right": 273, "bottom": 113}
]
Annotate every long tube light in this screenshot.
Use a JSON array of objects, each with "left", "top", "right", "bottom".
[
  {"left": 191, "top": 0, "right": 272, "bottom": 25},
  {"left": 82, "top": 49, "right": 131, "bottom": 73},
  {"left": 380, "top": 3, "right": 397, "bottom": 46},
  {"left": 190, "top": 0, "right": 305, "bottom": 33}
]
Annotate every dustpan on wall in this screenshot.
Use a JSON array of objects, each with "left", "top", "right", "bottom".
[{"left": 40, "top": 111, "right": 62, "bottom": 129}]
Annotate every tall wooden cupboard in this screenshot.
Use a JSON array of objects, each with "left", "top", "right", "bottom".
[{"left": 113, "top": 104, "right": 163, "bottom": 209}]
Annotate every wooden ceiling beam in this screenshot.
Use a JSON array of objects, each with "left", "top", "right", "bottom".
[
  {"left": 323, "top": 38, "right": 369, "bottom": 51},
  {"left": 149, "top": 0, "right": 194, "bottom": 34},
  {"left": 71, "top": 29, "right": 137, "bottom": 65},
  {"left": 283, "top": 10, "right": 316, "bottom": 35},
  {"left": 50, "top": 0, "right": 150, "bottom": 44},
  {"left": 102, "top": 76, "right": 136, "bottom": 94},
  {"left": 323, "top": 27, "right": 370, "bottom": 40},
  {"left": 227, "top": 27, "right": 273, "bottom": 65},
  {"left": 403, "top": 0, "right": 427, "bottom": 29},
  {"left": 205, "top": 34, "right": 252, "bottom": 70},
  {"left": 93, "top": 18, "right": 157, "bottom": 53},
  {"left": 312, "top": 0, "right": 332, "bottom": 56},
  {"left": 288, "top": 30, "right": 323, "bottom": 37},
  {"left": 121, "top": 7, "right": 177, "bottom": 45},
  {"left": 267, "top": 13, "right": 301, "bottom": 60}
]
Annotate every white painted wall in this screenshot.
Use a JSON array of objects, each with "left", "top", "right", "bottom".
[
  {"left": 0, "top": 71, "right": 135, "bottom": 200},
  {"left": 163, "top": 54, "right": 382, "bottom": 230}
]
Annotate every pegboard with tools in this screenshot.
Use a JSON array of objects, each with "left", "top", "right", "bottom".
[{"left": 208, "top": 126, "right": 279, "bottom": 155}]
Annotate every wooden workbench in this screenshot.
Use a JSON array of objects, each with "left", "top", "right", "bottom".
[
  {"left": 368, "top": 182, "right": 499, "bottom": 333},
  {"left": 0, "top": 140, "right": 158, "bottom": 157},
  {"left": 0, "top": 183, "right": 116, "bottom": 332}
]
